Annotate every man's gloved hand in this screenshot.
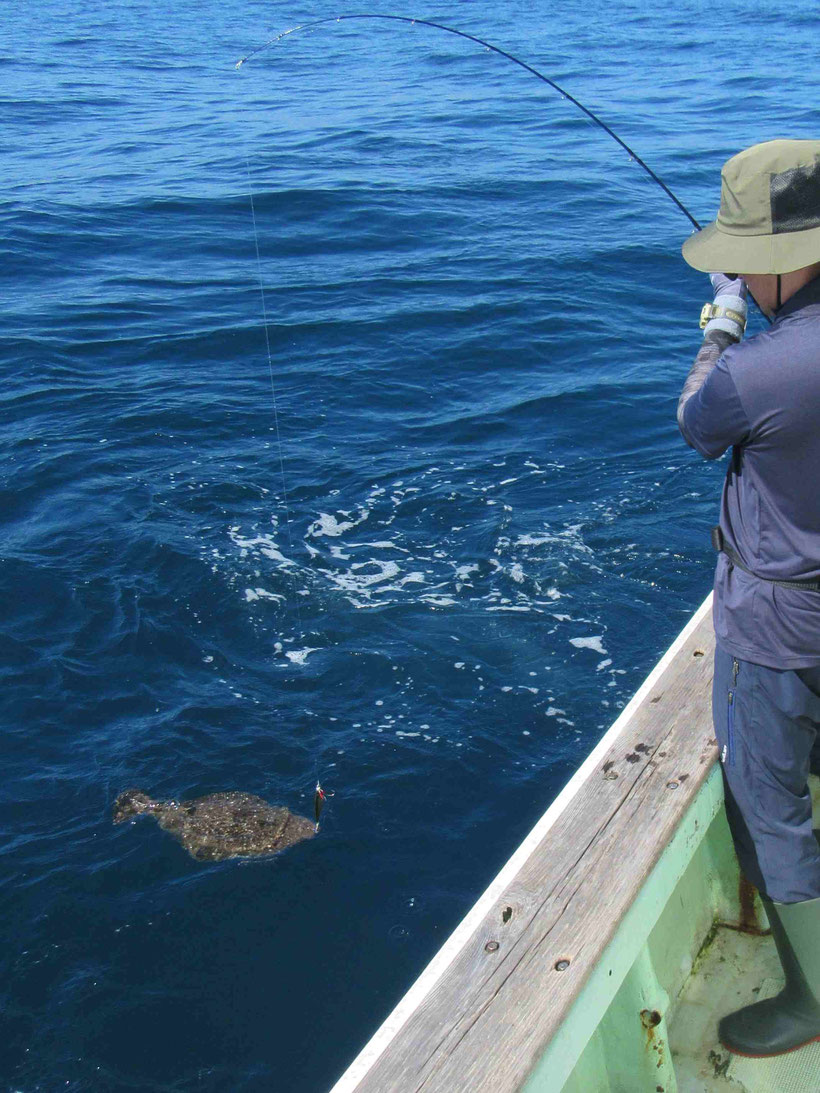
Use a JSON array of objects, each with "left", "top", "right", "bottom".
[{"left": 700, "top": 273, "right": 748, "bottom": 343}]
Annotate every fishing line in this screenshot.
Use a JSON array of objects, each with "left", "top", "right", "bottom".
[
  {"left": 244, "top": 153, "right": 303, "bottom": 633},
  {"left": 235, "top": 15, "right": 771, "bottom": 832},
  {"left": 236, "top": 12, "right": 770, "bottom": 322}
]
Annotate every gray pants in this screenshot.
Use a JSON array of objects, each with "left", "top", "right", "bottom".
[{"left": 713, "top": 643, "right": 820, "bottom": 904}]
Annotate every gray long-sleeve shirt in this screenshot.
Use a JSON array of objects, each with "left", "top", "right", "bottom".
[{"left": 678, "top": 276, "right": 820, "bottom": 669}]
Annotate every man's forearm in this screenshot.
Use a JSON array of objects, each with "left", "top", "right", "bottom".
[
  {"left": 678, "top": 271, "right": 748, "bottom": 444},
  {"left": 677, "top": 330, "right": 735, "bottom": 440}
]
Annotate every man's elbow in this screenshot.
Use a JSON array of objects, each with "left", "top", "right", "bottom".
[
  {"left": 677, "top": 404, "right": 725, "bottom": 460},
  {"left": 676, "top": 400, "right": 699, "bottom": 451},
  {"left": 679, "top": 428, "right": 725, "bottom": 461}
]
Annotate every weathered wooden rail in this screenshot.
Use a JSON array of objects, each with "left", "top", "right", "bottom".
[{"left": 330, "top": 595, "right": 720, "bottom": 1092}]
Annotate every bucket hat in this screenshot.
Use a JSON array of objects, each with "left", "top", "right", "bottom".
[{"left": 682, "top": 139, "right": 820, "bottom": 275}]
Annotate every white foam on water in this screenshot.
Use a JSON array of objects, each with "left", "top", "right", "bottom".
[
  {"left": 569, "top": 635, "right": 607, "bottom": 655},
  {"left": 228, "top": 529, "right": 291, "bottom": 565},
  {"left": 244, "top": 588, "right": 285, "bottom": 603},
  {"left": 321, "top": 559, "right": 402, "bottom": 601},
  {"left": 515, "top": 533, "right": 552, "bottom": 547},
  {"left": 307, "top": 510, "right": 369, "bottom": 538},
  {"left": 515, "top": 523, "right": 593, "bottom": 555},
  {"left": 284, "top": 647, "right": 320, "bottom": 665},
  {"left": 357, "top": 540, "right": 408, "bottom": 551},
  {"left": 215, "top": 463, "right": 620, "bottom": 665}
]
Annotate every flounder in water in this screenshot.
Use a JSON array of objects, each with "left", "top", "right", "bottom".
[{"left": 113, "top": 790, "right": 315, "bottom": 861}]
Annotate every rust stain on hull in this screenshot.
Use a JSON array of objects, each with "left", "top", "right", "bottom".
[{"left": 724, "top": 873, "right": 769, "bottom": 935}]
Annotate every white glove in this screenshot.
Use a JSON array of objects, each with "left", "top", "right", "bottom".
[{"left": 700, "top": 273, "right": 748, "bottom": 343}]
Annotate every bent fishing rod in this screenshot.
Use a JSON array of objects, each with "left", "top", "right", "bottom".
[{"left": 236, "top": 13, "right": 767, "bottom": 319}]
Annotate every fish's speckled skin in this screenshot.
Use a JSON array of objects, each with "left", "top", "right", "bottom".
[{"left": 113, "top": 790, "right": 315, "bottom": 861}]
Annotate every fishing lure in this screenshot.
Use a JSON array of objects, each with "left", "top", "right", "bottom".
[{"left": 314, "top": 780, "right": 333, "bottom": 832}]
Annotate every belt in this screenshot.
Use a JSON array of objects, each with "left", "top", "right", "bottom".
[{"left": 711, "top": 526, "right": 820, "bottom": 592}]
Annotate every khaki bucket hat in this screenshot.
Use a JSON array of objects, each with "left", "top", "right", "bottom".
[{"left": 682, "top": 139, "right": 820, "bottom": 275}]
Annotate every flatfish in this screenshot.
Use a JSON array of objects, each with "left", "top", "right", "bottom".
[{"left": 113, "top": 789, "right": 315, "bottom": 861}]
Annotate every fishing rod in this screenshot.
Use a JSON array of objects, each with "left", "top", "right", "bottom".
[
  {"left": 236, "top": 13, "right": 700, "bottom": 231},
  {"left": 236, "top": 13, "right": 769, "bottom": 323}
]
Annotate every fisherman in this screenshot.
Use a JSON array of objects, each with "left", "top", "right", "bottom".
[{"left": 678, "top": 138, "right": 820, "bottom": 1058}]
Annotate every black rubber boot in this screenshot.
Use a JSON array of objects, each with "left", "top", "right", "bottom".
[{"left": 719, "top": 894, "right": 820, "bottom": 1057}]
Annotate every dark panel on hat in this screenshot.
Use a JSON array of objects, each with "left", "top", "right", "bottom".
[{"left": 770, "top": 157, "right": 820, "bottom": 234}]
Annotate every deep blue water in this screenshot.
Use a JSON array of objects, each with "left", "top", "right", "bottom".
[{"left": 2, "top": 2, "right": 818, "bottom": 1090}]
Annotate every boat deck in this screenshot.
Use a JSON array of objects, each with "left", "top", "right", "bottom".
[
  {"left": 670, "top": 921, "right": 820, "bottom": 1093},
  {"left": 669, "top": 776, "right": 820, "bottom": 1093}
]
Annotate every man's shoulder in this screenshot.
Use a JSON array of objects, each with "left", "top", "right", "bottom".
[
  {"left": 719, "top": 314, "right": 820, "bottom": 416},
  {"left": 721, "top": 317, "right": 819, "bottom": 377},
  {"left": 721, "top": 325, "right": 776, "bottom": 364}
]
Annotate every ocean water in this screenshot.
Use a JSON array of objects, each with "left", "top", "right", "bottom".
[{"left": 1, "top": 2, "right": 817, "bottom": 1089}]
